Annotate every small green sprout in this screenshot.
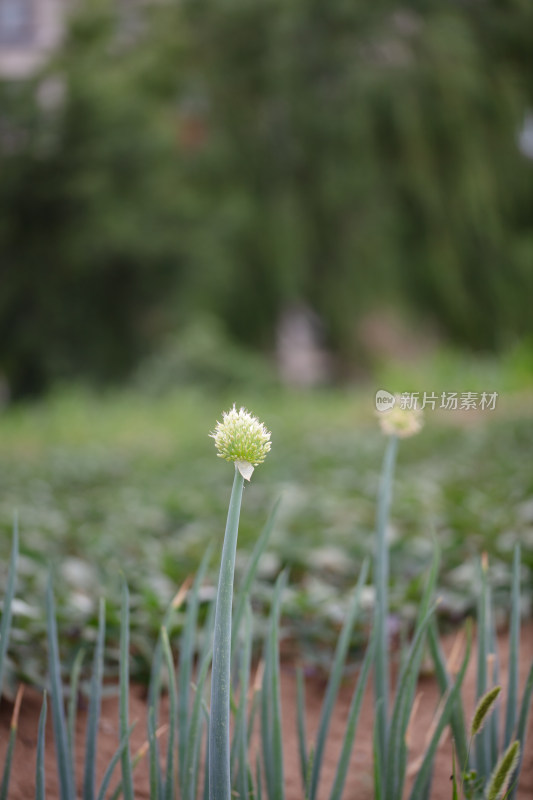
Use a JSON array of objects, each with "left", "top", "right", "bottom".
[
  {"left": 471, "top": 686, "right": 502, "bottom": 737},
  {"left": 486, "top": 739, "right": 520, "bottom": 800}
]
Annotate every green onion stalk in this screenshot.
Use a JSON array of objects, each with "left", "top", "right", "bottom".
[
  {"left": 374, "top": 397, "right": 423, "bottom": 783},
  {"left": 208, "top": 406, "right": 271, "bottom": 800}
]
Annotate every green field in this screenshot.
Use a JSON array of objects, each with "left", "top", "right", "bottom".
[{"left": 0, "top": 351, "right": 532, "bottom": 685}]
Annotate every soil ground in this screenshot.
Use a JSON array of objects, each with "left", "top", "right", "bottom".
[{"left": 1, "top": 623, "right": 532, "bottom": 799}]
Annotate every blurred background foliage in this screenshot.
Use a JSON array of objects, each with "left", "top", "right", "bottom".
[
  {"left": 0, "top": 0, "right": 532, "bottom": 683},
  {"left": 0, "top": 0, "right": 532, "bottom": 398},
  {"left": 0, "top": 383, "right": 532, "bottom": 684}
]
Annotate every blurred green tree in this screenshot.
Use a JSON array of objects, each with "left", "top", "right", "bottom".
[
  {"left": 0, "top": 0, "right": 531, "bottom": 396},
  {"left": 175, "top": 0, "right": 533, "bottom": 355},
  {"left": 0, "top": 0, "right": 184, "bottom": 396}
]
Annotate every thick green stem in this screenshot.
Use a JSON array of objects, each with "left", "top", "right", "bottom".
[
  {"left": 374, "top": 434, "right": 398, "bottom": 773},
  {"left": 209, "top": 467, "right": 245, "bottom": 800}
]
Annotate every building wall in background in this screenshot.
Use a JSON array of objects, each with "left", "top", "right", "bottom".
[{"left": 0, "top": 0, "right": 64, "bottom": 78}]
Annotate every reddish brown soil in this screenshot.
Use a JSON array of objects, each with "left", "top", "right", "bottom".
[{"left": 1, "top": 624, "right": 532, "bottom": 799}]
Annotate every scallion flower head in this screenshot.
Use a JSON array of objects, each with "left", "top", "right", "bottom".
[
  {"left": 378, "top": 397, "right": 423, "bottom": 438},
  {"left": 210, "top": 405, "right": 271, "bottom": 480}
]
